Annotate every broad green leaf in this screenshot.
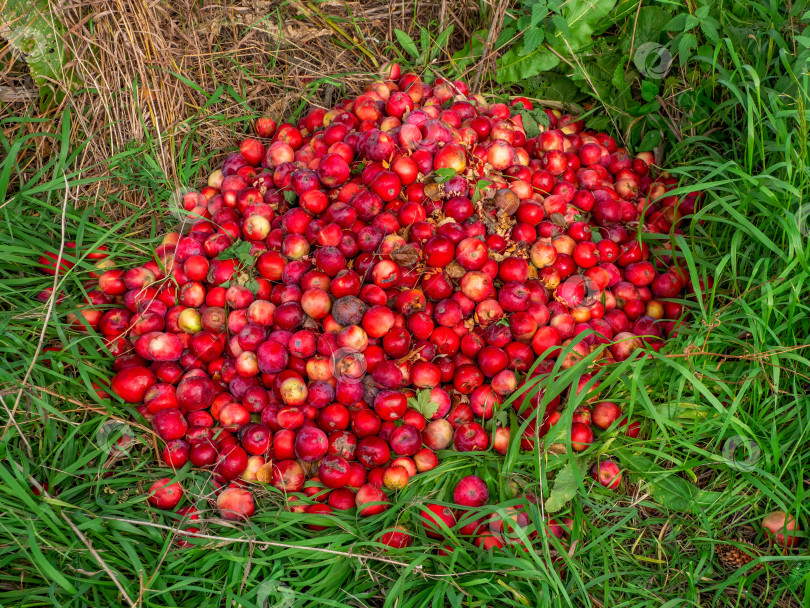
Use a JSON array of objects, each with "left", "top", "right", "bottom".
[
  {"left": 431, "top": 25, "right": 455, "bottom": 61},
  {"left": 611, "top": 56, "right": 633, "bottom": 91},
  {"left": 521, "top": 27, "right": 546, "bottom": 55},
  {"left": 496, "top": 44, "right": 560, "bottom": 84},
  {"left": 621, "top": 7, "right": 670, "bottom": 51},
  {"left": 525, "top": 75, "right": 581, "bottom": 103},
  {"left": 665, "top": 13, "right": 699, "bottom": 32},
  {"left": 519, "top": 111, "right": 540, "bottom": 138},
  {"left": 394, "top": 29, "right": 419, "bottom": 58},
  {"left": 641, "top": 80, "right": 659, "bottom": 102},
  {"left": 551, "top": 14, "right": 570, "bottom": 37},
  {"left": 531, "top": 1, "right": 550, "bottom": 27},
  {"left": 637, "top": 129, "right": 663, "bottom": 152},
  {"left": 495, "top": 24, "right": 519, "bottom": 50},
  {"left": 419, "top": 26, "right": 430, "bottom": 59},
  {"left": 451, "top": 30, "right": 487, "bottom": 71},
  {"left": 700, "top": 18, "right": 720, "bottom": 43},
  {"left": 218, "top": 240, "right": 256, "bottom": 268},
  {"left": 617, "top": 451, "right": 722, "bottom": 513},
  {"left": 630, "top": 99, "right": 661, "bottom": 116},
  {"left": 665, "top": 13, "right": 687, "bottom": 31},
  {"left": 647, "top": 476, "right": 722, "bottom": 513},
  {"left": 615, "top": 451, "right": 658, "bottom": 474},
  {"left": 612, "top": 0, "right": 643, "bottom": 23},
  {"left": 0, "top": 1, "right": 75, "bottom": 108},
  {"left": 499, "top": 0, "right": 618, "bottom": 82},
  {"left": 678, "top": 33, "right": 698, "bottom": 65},
  {"left": 586, "top": 114, "right": 611, "bottom": 131},
  {"left": 585, "top": 52, "right": 634, "bottom": 103},
  {"left": 545, "top": 461, "right": 580, "bottom": 512},
  {"left": 407, "top": 389, "right": 440, "bottom": 419},
  {"left": 434, "top": 168, "right": 457, "bottom": 183},
  {"left": 471, "top": 179, "right": 492, "bottom": 205},
  {"left": 515, "top": 108, "right": 550, "bottom": 138},
  {"left": 517, "top": 14, "right": 532, "bottom": 30},
  {"left": 552, "top": 0, "right": 618, "bottom": 51}
]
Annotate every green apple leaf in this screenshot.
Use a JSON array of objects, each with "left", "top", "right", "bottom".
[
  {"left": 434, "top": 168, "right": 457, "bottom": 183},
  {"left": 408, "top": 389, "right": 440, "bottom": 419},
  {"left": 217, "top": 240, "right": 256, "bottom": 268},
  {"left": 514, "top": 108, "right": 551, "bottom": 138}
]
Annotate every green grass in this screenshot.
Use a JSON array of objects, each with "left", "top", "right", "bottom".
[{"left": 2, "top": 7, "right": 810, "bottom": 608}]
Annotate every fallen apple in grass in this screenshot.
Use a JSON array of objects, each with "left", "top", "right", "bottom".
[
  {"left": 590, "top": 459, "right": 622, "bottom": 490},
  {"left": 379, "top": 525, "right": 413, "bottom": 550},
  {"left": 761, "top": 510, "right": 802, "bottom": 548},
  {"left": 356, "top": 483, "right": 390, "bottom": 517},
  {"left": 420, "top": 503, "right": 457, "bottom": 539},
  {"left": 452, "top": 475, "right": 489, "bottom": 507},
  {"left": 217, "top": 486, "right": 256, "bottom": 521},
  {"left": 147, "top": 478, "right": 183, "bottom": 510}
]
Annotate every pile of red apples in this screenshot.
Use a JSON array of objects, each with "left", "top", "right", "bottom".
[{"left": 47, "top": 63, "right": 701, "bottom": 547}]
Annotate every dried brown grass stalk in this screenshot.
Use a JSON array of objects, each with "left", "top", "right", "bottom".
[{"left": 1, "top": 1, "right": 476, "bottom": 216}]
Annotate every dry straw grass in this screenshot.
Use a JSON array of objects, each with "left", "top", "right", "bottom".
[{"left": 1, "top": 0, "right": 478, "bottom": 208}]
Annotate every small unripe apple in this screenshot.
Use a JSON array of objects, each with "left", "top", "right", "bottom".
[{"left": 208, "top": 169, "right": 224, "bottom": 189}]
